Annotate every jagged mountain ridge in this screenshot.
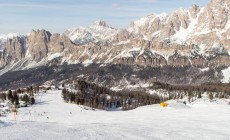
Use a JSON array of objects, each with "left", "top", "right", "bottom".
[
  {"left": 0, "top": 0, "right": 230, "bottom": 82},
  {"left": 65, "top": 20, "right": 118, "bottom": 45},
  {"left": 128, "top": 0, "right": 230, "bottom": 50},
  {"left": 0, "top": 33, "right": 20, "bottom": 51}
]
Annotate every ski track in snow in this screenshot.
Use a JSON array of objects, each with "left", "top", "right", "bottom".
[{"left": 0, "top": 90, "right": 230, "bottom": 140}]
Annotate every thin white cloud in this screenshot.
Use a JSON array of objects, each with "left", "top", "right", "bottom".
[
  {"left": 115, "top": 6, "right": 149, "bottom": 12},
  {"left": 0, "top": 3, "right": 59, "bottom": 8},
  {"left": 0, "top": 2, "right": 104, "bottom": 9},
  {"left": 112, "top": 3, "right": 119, "bottom": 7},
  {"left": 128, "top": 0, "right": 158, "bottom": 3}
]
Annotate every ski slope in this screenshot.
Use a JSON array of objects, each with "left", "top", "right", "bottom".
[{"left": 1, "top": 90, "right": 230, "bottom": 140}]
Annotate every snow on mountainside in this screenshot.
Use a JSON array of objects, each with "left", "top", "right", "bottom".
[
  {"left": 221, "top": 66, "right": 230, "bottom": 83},
  {"left": 1, "top": 90, "right": 230, "bottom": 140},
  {"left": 0, "top": 33, "right": 19, "bottom": 50},
  {"left": 128, "top": 1, "right": 230, "bottom": 51},
  {"left": 0, "top": 0, "right": 230, "bottom": 85},
  {"left": 65, "top": 20, "right": 118, "bottom": 45},
  {"left": 0, "top": 33, "right": 19, "bottom": 42}
]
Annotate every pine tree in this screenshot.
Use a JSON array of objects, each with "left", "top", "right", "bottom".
[
  {"left": 8, "top": 90, "right": 14, "bottom": 103},
  {"left": 30, "top": 97, "right": 35, "bottom": 105},
  {"left": 17, "top": 88, "right": 22, "bottom": 94},
  {"left": 22, "top": 94, "right": 30, "bottom": 104},
  {"left": 209, "top": 93, "right": 214, "bottom": 100},
  {"left": 198, "top": 92, "right": 202, "bottom": 98},
  {"left": 30, "top": 86, "right": 34, "bottom": 96},
  {"left": 36, "top": 86, "right": 39, "bottom": 93},
  {"left": 13, "top": 92, "right": 19, "bottom": 106},
  {"left": 188, "top": 91, "right": 192, "bottom": 103}
]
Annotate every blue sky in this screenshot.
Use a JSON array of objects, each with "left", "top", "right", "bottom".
[{"left": 0, "top": 0, "right": 210, "bottom": 34}]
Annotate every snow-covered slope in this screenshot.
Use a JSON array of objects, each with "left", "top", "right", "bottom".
[
  {"left": 1, "top": 90, "right": 230, "bottom": 140},
  {"left": 0, "top": 33, "right": 20, "bottom": 51},
  {"left": 221, "top": 66, "right": 230, "bottom": 83},
  {"left": 65, "top": 20, "right": 118, "bottom": 45},
  {"left": 0, "top": 33, "right": 19, "bottom": 42}
]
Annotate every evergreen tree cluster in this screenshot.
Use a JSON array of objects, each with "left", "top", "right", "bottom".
[
  {"left": 62, "top": 80, "right": 161, "bottom": 110},
  {"left": 0, "top": 93, "right": 7, "bottom": 102},
  {"left": 7, "top": 90, "right": 19, "bottom": 106},
  {"left": 151, "top": 82, "right": 230, "bottom": 101},
  {"left": 0, "top": 86, "right": 37, "bottom": 106}
]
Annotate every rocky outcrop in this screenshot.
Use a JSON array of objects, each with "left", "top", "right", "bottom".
[
  {"left": 189, "top": 4, "right": 200, "bottom": 19},
  {"left": 0, "top": 36, "right": 26, "bottom": 66},
  {"left": 116, "top": 29, "right": 130, "bottom": 42},
  {"left": 27, "top": 30, "right": 51, "bottom": 61},
  {"left": 27, "top": 30, "right": 78, "bottom": 61},
  {"left": 127, "top": 0, "right": 230, "bottom": 51},
  {"left": 48, "top": 33, "right": 75, "bottom": 54}
]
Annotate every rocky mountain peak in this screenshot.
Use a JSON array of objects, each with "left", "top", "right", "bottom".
[
  {"left": 0, "top": 35, "right": 26, "bottom": 67},
  {"left": 27, "top": 29, "right": 52, "bottom": 60},
  {"left": 189, "top": 4, "right": 200, "bottom": 18},
  {"left": 201, "top": 0, "right": 229, "bottom": 30},
  {"left": 29, "top": 29, "right": 51, "bottom": 42},
  {"left": 210, "top": 0, "right": 229, "bottom": 5},
  {"left": 92, "top": 20, "right": 108, "bottom": 27},
  {"left": 65, "top": 20, "right": 118, "bottom": 45},
  {"left": 208, "top": 0, "right": 230, "bottom": 11}
]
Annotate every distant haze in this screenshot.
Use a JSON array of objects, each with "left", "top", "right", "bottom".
[{"left": 0, "top": 0, "right": 209, "bottom": 34}]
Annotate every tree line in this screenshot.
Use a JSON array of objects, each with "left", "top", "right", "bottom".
[
  {"left": 151, "top": 81, "right": 230, "bottom": 101},
  {"left": 62, "top": 80, "right": 161, "bottom": 110},
  {"left": 151, "top": 82, "right": 230, "bottom": 93},
  {"left": 0, "top": 86, "right": 37, "bottom": 108}
]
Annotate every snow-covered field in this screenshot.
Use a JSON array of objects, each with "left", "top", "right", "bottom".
[{"left": 1, "top": 90, "right": 230, "bottom": 140}]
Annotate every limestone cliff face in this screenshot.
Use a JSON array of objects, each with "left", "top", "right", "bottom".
[
  {"left": 48, "top": 33, "right": 75, "bottom": 54},
  {"left": 116, "top": 29, "right": 130, "bottom": 42},
  {"left": 0, "top": 36, "right": 26, "bottom": 66},
  {"left": 27, "top": 30, "right": 50, "bottom": 61},
  {"left": 0, "top": 30, "right": 77, "bottom": 66},
  {"left": 27, "top": 30, "right": 77, "bottom": 61}
]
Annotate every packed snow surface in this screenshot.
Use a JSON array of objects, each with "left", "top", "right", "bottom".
[{"left": 1, "top": 90, "right": 230, "bottom": 140}]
